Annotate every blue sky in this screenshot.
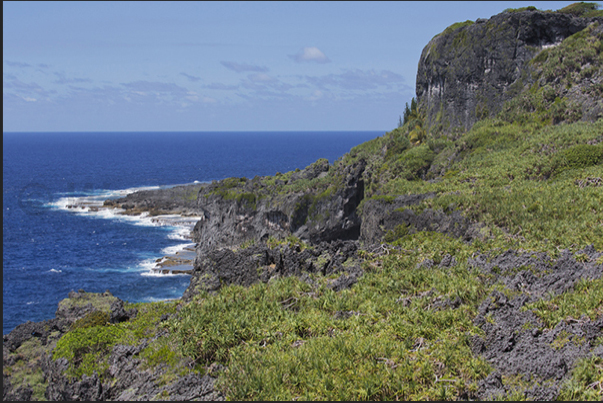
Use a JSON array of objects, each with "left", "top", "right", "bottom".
[{"left": 3, "top": 1, "right": 581, "bottom": 132}]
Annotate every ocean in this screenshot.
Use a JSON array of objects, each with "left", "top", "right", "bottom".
[{"left": 2, "top": 131, "right": 382, "bottom": 335}]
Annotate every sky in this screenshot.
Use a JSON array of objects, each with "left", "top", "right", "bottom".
[{"left": 3, "top": 1, "right": 584, "bottom": 132}]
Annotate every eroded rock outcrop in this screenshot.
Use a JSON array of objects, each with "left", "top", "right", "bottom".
[
  {"left": 183, "top": 239, "right": 362, "bottom": 301},
  {"left": 360, "top": 193, "right": 483, "bottom": 244},
  {"left": 3, "top": 290, "right": 224, "bottom": 402},
  {"left": 107, "top": 184, "right": 205, "bottom": 216},
  {"left": 416, "top": 9, "right": 603, "bottom": 132},
  {"left": 191, "top": 159, "right": 366, "bottom": 253},
  {"left": 469, "top": 246, "right": 603, "bottom": 400}
]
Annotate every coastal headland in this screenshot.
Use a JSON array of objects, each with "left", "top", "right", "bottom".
[{"left": 4, "top": 3, "right": 603, "bottom": 400}]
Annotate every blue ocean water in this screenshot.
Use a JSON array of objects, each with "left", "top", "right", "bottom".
[{"left": 3, "top": 131, "right": 382, "bottom": 335}]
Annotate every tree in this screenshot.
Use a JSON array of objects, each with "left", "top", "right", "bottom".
[
  {"left": 404, "top": 97, "right": 426, "bottom": 145},
  {"left": 403, "top": 102, "right": 411, "bottom": 125}
]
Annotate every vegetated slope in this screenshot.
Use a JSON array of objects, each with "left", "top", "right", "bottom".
[{"left": 3, "top": 3, "right": 603, "bottom": 401}]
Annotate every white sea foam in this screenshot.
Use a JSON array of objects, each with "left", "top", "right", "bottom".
[
  {"left": 49, "top": 184, "right": 199, "bottom": 277},
  {"left": 138, "top": 258, "right": 160, "bottom": 272},
  {"left": 48, "top": 269, "right": 62, "bottom": 273},
  {"left": 140, "top": 270, "right": 189, "bottom": 277},
  {"left": 161, "top": 243, "right": 196, "bottom": 255},
  {"left": 167, "top": 226, "right": 193, "bottom": 240},
  {"left": 139, "top": 296, "right": 180, "bottom": 302}
]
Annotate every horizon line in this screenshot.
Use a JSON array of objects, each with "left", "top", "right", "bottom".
[{"left": 3, "top": 129, "right": 388, "bottom": 134}]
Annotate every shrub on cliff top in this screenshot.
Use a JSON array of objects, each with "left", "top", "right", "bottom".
[
  {"left": 441, "top": 20, "right": 474, "bottom": 36},
  {"left": 558, "top": 2, "right": 603, "bottom": 17},
  {"left": 503, "top": 6, "right": 538, "bottom": 13}
]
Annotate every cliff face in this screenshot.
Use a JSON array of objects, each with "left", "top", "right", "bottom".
[
  {"left": 416, "top": 9, "right": 602, "bottom": 133},
  {"left": 191, "top": 159, "right": 366, "bottom": 253}
]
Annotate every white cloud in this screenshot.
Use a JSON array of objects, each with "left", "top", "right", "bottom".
[
  {"left": 53, "top": 72, "right": 93, "bottom": 85},
  {"left": 5, "top": 61, "right": 31, "bottom": 68},
  {"left": 121, "top": 80, "right": 188, "bottom": 94},
  {"left": 248, "top": 73, "right": 275, "bottom": 82},
  {"left": 289, "top": 47, "right": 331, "bottom": 64},
  {"left": 305, "top": 69, "right": 406, "bottom": 91},
  {"left": 221, "top": 61, "right": 269, "bottom": 73},
  {"left": 180, "top": 72, "right": 201, "bottom": 82},
  {"left": 205, "top": 83, "right": 239, "bottom": 90},
  {"left": 307, "top": 90, "right": 323, "bottom": 101}
]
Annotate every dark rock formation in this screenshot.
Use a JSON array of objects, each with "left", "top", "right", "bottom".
[
  {"left": 107, "top": 184, "right": 205, "bottom": 216},
  {"left": 192, "top": 160, "right": 366, "bottom": 252},
  {"left": 360, "top": 193, "right": 483, "bottom": 244},
  {"left": 469, "top": 246, "right": 603, "bottom": 400},
  {"left": 3, "top": 290, "right": 224, "bottom": 402},
  {"left": 54, "top": 289, "right": 137, "bottom": 324},
  {"left": 183, "top": 239, "right": 361, "bottom": 302},
  {"left": 416, "top": 9, "right": 602, "bottom": 132}
]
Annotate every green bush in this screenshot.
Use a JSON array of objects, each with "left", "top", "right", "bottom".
[
  {"left": 558, "top": 2, "right": 603, "bottom": 17},
  {"left": 393, "top": 145, "right": 436, "bottom": 181},
  {"left": 551, "top": 144, "right": 603, "bottom": 175},
  {"left": 70, "top": 310, "right": 110, "bottom": 330},
  {"left": 384, "top": 223, "right": 410, "bottom": 243}
]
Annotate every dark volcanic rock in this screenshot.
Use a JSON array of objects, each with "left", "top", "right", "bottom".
[
  {"left": 469, "top": 247, "right": 603, "bottom": 400},
  {"left": 3, "top": 290, "right": 224, "bottom": 401},
  {"left": 192, "top": 160, "right": 366, "bottom": 252},
  {"left": 54, "top": 289, "right": 137, "bottom": 324},
  {"left": 3, "top": 318, "right": 68, "bottom": 353},
  {"left": 360, "top": 193, "right": 483, "bottom": 244},
  {"left": 183, "top": 240, "right": 361, "bottom": 302},
  {"left": 416, "top": 9, "right": 603, "bottom": 132},
  {"left": 110, "top": 183, "right": 205, "bottom": 215},
  {"left": 3, "top": 376, "right": 34, "bottom": 401}
]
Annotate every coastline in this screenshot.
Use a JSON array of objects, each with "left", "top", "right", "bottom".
[{"left": 51, "top": 183, "right": 206, "bottom": 277}]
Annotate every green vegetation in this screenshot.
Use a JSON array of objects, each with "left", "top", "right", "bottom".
[
  {"left": 504, "top": 21, "right": 603, "bottom": 126},
  {"left": 169, "top": 233, "right": 490, "bottom": 400},
  {"left": 441, "top": 20, "right": 475, "bottom": 36},
  {"left": 4, "top": 338, "right": 49, "bottom": 400},
  {"left": 128, "top": 10, "right": 603, "bottom": 399},
  {"left": 503, "top": 2, "right": 603, "bottom": 17},
  {"left": 558, "top": 2, "right": 603, "bottom": 17},
  {"left": 559, "top": 355, "right": 603, "bottom": 400},
  {"left": 524, "top": 277, "right": 603, "bottom": 328},
  {"left": 503, "top": 6, "right": 538, "bottom": 13},
  {"left": 52, "top": 301, "right": 188, "bottom": 381}
]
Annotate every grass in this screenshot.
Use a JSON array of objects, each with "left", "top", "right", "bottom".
[
  {"left": 4, "top": 338, "right": 49, "bottom": 400},
  {"left": 523, "top": 277, "right": 603, "bottom": 329},
  {"left": 167, "top": 233, "right": 491, "bottom": 400},
  {"left": 162, "top": 14, "right": 603, "bottom": 400},
  {"left": 52, "top": 300, "right": 185, "bottom": 381}
]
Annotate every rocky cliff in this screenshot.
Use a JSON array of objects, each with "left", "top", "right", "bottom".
[
  {"left": 190, "top": 158, "right": 365, "bottom": 252},
  {"left": 416, "top": 8, "right": 603, "bottom": 133}
]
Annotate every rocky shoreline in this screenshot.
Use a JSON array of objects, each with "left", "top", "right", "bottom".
[{"left": 5, "top": 160, "right": 603, "bottom": 400}]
